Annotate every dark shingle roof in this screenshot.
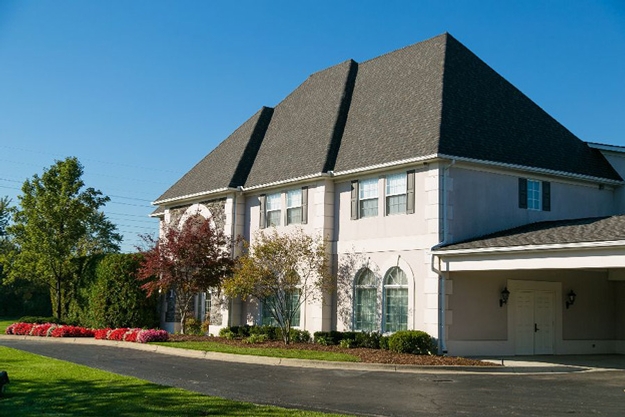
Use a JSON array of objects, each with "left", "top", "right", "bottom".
[
  {"left": 155, "top": 107, "right": 273, "bottom": 203},
  {"left": 438, "top": 35, "right": 620, "bottom": 181},
  {"left": 244, "top": 60, "right": 357, "bottom": 188},
  {"left": 334, "top": 34, "right": 447, "bottom": 172},
  {"left": 437, "top": 216, "right": 625, "bottom": 251},
  {"left": 154, "top": 33, "right": 621, "bottom": 204}
]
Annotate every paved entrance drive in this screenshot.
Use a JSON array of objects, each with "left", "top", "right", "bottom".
[{"left": 2, "top": 338, "right": 625, "bottom": 416}]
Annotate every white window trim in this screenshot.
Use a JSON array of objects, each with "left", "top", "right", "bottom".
[
  {"left": 385, "top": 173, "right": 407, "bottom": 216},
  {"left": 358, "top": 178, "right": 379, "bottom": 218},
  {"left": 286, "top": 189, "right": 303, "bottom": 225},
  {"left": 265, "top": 192, "right": 282, "bottom": 227},
  {"left": 527, "top": 179, "right": 542, "bottom": 211}
]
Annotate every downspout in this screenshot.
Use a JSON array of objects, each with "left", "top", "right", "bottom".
[
  {"left": 227, "top": 187, "right": 243, "bottom": 327},
  {"left": 436, "top": 159, "right": 455, "bottom": 354}
]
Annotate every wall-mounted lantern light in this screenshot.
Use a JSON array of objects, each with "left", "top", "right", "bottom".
[
  {"left": 566, "top": 290, "right": 576, "bottom": 309},
  {"left": 499, "top": 287, "right": 510, "bottom": 307}
]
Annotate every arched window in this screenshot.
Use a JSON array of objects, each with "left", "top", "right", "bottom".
[
  {"left": 354, "top": 268, "right": 377, "bottom": 331},
  {"left": 383, "top": 267, "right": 408, "bottom": 332}
]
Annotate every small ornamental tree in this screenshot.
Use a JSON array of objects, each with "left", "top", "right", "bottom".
[
  {"left": 223, "top": 228, "right": 332, "bottom": 344},
  {"left": 137, "top": 215, "right": 233, "bottom": 334}
]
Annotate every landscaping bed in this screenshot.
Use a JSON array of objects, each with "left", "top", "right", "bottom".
[{"left": 167, "top": 334, "right": 491, "bottom": 366}]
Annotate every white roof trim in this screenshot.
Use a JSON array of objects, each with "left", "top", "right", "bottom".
[
  {"left": 332, "top": 154, "right": 438, "bottom": 176},
  {"left": 433, "top": 240, "right": 625, "bottom": 256},
  {"left": 242, "top": 172, "right": 329, "bottom": 192},
  {"left": 437, "top": 153, "right": 623, "bottom": 185},
  {"left": 587, "top": 142, "right": 625, "bottom": 154},
  {"left": 153, "top": 187, "right": 230, "bottom": 205}
]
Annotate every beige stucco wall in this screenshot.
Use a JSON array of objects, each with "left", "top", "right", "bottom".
[
  {"left": 449, "top": 165, "right": 616, "bottom": 243},
  {"left": 599, "top": 151, "right": 625, "bottom": 214},
  {"left": 333, "top": 165, "right": 442, "bottom": 336},
  {"left": 448, "top": 269, "right": 616, "bottom": 344},
  {"left": 616, "top": 280, "right": 625, "bottom": 340}
]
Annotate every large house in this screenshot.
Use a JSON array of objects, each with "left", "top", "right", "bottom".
[{"left": 151, "top": 33, "right": 625, "bottom": 357}]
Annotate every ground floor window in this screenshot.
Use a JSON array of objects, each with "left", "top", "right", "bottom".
[
  {"left": 354, "top": 268, "right": 378, "bottom": 331},
  {"left": 261, "top": 289, "right": 301, "bottom": 327},
  {"left": 383, "top": 267, "right": 408, "bottom": 332}
]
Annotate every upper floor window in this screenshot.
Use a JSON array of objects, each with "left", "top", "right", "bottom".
[
  {"left": 266, "top": 192, "right": 282, "bottom": 227},
  {"left": 386, "top": 173, "right": 407, "bottom": 215},
  {"left": 519, "top": 178, "right": 551, "bottom": 212},
  {"left": 286, "top": 189, "right": 302, "bottom": 225},
  {"left": 351, "top": 170, "right": 415, "bottom": 220},
  {"left": 358, "top": 178, "right": 379, "bottom": 218}
]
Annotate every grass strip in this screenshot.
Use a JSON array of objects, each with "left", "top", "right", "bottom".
[
  {"left": 0, "top": 318, "right": 20, "bottom": 334},
  {"left": 153, "top": 340, "right": 361, "bottom": 362},
  {"left": 0, "top": 346, "right": 351, "bottom": 416}
]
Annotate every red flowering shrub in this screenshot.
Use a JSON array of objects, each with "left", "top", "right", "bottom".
[
  {"left": 5, "top": 322, "right": 34, "bottom": 335},
  {"left": 94, "top": 328, "right": 112, "bottom": 340},
  {"left": 30, "top": 323, "right": 57, "bottom": 336},
  {"left": 50, "top": 325, "right": 95, "bottom": 338},
  {"left": 108, "top": 328, "right": 130, "bottom": 341},
  {"left": 137, "top": 329, "right": 169, "bottom": 343},
  {"left": 123, "top": 329, "right": 142, "bottom": 342}
]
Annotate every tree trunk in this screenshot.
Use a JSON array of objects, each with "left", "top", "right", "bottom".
[{"left": 56, "top": 277, "right": 62, "bottom": 321}]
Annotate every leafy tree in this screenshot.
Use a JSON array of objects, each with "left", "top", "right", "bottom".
[
  {"left": 137, "top": 214, "right": 234, "bottom": 334},
  {"left": 7, "top": 157, "right": 121, "bottom": 320},
  {"left": 223, "top": 228, "right": 332, "bottom": 344},
  {"left": 88, "top": 253, "right": 158, "bottom": 328},
  {"left": 0, "top": 196, "right": 14, "bottom": 278}
]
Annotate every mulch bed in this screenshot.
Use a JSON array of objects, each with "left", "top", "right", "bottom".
[{"left": 168, "top": 335, "right": 493, "bottom": 366}]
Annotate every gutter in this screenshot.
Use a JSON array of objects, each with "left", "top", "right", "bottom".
[{"left": 433, "top": 239, "right": 625, "bottom": 257}]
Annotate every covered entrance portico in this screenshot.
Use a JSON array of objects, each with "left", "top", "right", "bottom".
[{"left": 434, "top": 234, "right": 625, "bottom": 357}]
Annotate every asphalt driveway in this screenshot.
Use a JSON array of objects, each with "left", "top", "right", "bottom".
[{"left": 1, "top": 337, "right": 625, "bottom": 416}]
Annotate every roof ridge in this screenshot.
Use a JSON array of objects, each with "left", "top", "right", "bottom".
[{"left": 322, "top": 60, "right": 358, "bottom": 173}]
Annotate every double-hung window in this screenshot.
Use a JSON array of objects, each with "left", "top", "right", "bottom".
[
  {"left": 266, "top": 193, "right": 282, "bottom": 227},
  {"left": 519, "top": 178, "right": 551, "bottom": 211},
  {"left": 359, "top": 178, "right": 379, "bottom": 218},
  {"left": 286, "top": 189, "right": 302, "bottom": 225},
  {"left": 386, "top": 173, "right": 407, "bottom": 215}
]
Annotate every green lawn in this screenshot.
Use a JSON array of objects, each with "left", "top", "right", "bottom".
[
  {"left": 0, "top": 346, "right": 351, "bottom": 416},
  {"left": 154, "top": 340, "right": 360, "bottom": 362},
  {"left": 0, "top": 317, "right": 19, "bottom": 333}
]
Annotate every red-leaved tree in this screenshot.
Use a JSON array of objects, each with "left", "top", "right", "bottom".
[{"left": 137, "top": 215, "right": 234, "bottom": 334}]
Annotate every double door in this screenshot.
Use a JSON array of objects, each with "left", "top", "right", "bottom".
[{"left": 515, "top": 290, "right": 555, "bottom": 355}]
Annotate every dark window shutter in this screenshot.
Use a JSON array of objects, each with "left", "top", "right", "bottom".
[
  {"left": 518, "top": 178, "right": 527, "bottom": 209},
  {"left": 301, "top": 186, "right": 308, "bottom": 224},
  {"left": 406, "top": 170, "right": 415, "bottom": 214},
  {"left": 542, "top": 181, "right": 551, "bottom": 211},
  {"left": 351, "top": 180, "right": 359, "bottom": 220},
  {"left": 259, "top": 194, "right": 266, "bottom": 229}
]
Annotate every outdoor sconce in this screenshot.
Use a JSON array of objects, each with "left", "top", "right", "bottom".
[
  {"left": 566, "top": 290, "right": 577, "bottom": 309},
  {"left": 499, "top": 287, "right": 510, "bottom": 307}
]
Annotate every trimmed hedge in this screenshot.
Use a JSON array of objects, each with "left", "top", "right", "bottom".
[
  {"left": 218, "top": 325, "right": 311, "bottom": 343},
  {"left": 387, "top": 330, "right": 436, "bottom": 355}
]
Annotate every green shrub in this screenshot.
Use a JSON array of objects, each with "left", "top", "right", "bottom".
[
  {"left": 218, "top": 328, "right": 235, "bottom": 339},
  {"left": 387, "top": 330, "right": 435, "bottom": 355},
  {"left": 245, "top": 333, "right": 268, "bottom": 344},
  {"left": 18, "top": 316, "right": 60, "bottom": 324},
  {"left": 315, "top": 335, "right": 330, "bottom": 345},
  {"left": 184, "top": 318, "right": 203, "bottom": 335},
  {"left": 250, "top": 325, "right": 280, "bottom": 340},
  {"left": 87, "top": 253, "right": 158, "bottom": 329},
  {"left": 355, "top": 332, "right": 382, "bottom": 349},
  {"left": 339, "top": 338, "right": 355, "bottom": 348},
  {"left": 292, "top": 329, "right": 311, "bottom": 343},
  {"left": 379, "top": 335, "right": 390, "bottom": 350}
]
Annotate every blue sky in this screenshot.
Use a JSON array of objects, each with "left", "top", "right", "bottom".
[{"left": 1, "top": 1, "right": 624, "bottom": 252}]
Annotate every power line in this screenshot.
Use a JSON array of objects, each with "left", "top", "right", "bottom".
[{"left": 0, "top": 145, "right": 185, "bottom": 174}]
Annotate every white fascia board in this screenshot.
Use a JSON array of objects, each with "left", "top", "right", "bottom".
[
  {"left": 331, "top": 154, "right": 438, "bottom": 177},
  {"left": 241, "top": 173, "right": 329, "bottom": 192},
  {"left": 587, "top": 142, "right": 625, "bottom": 154},
  {"left": 433, "top": 240, "right": 625, "bottom": 257},
  {"left": 438, "top": 153, "right": 623, "bottom": 185},
  {"left": 152, "top": 187, "right": 231, "bottom": 206}
]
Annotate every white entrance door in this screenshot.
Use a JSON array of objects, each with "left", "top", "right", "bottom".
[{"left": 515, "top": 290, "right": 555, "bottom": 355}]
